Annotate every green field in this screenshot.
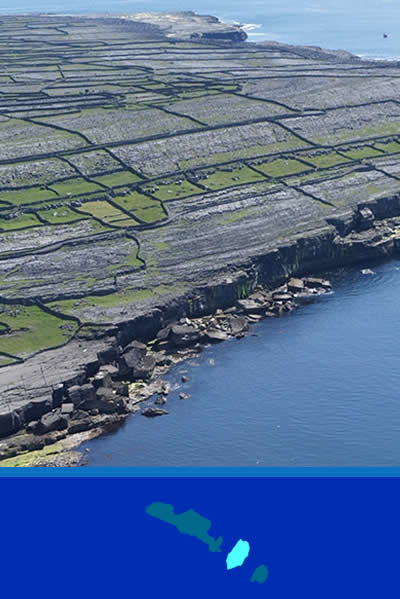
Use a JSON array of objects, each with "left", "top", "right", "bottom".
[
  {"left": 0, "top": 212, "right": 42, "bottom": 231},
  {"left": 145, "top": 178, "right": 203, "bottom": 201},
  {"left": 49, "top": 177, "right": 104, "bottom": 197},
  {"left": 340, "top": 146, "right": 383, "bottom": 160},
  {"left": 374, "top": 140, "right": 400, "bottom": 154},
  {"left": 77, "top": 200, "right": 139, "bottom": 226},
  {"left": 251, "top": 158, "right": 310, "bottom": 178},
  {"left": 112, "top": 191, "right": 166, "bottom": 222},
  {"left": 197, "top": 164, "right": 264, "bottom": 190},
  {"left": 305, "top": 152, "right": 349, "bottom": 169},
  {"left": 38, "top": 205, "right": 88, "bottom": 224},
  {"left": 0, "top": 303, "right": 78, "bottom": 357},
  {"left": 0, "top": 187, "right": 58, "bottom": 206},
  {"left": 93, "top": 170, "right": 142, "bottom": 188}
]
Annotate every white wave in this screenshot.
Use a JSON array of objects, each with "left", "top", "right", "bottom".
[
  {"left": 357, "top": 53, "right": 400, "bottom": 62},
  {"left": 242, "top": 23, "right": 262, "bottom": 31},
  {"left": 247, "top": 32, "right": 273, "bottom": 37}
]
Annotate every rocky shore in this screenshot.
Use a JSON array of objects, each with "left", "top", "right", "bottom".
[
  {"left": 2, "top": 13, "right": 400, "bottom": 465},
  {"left": 0, "top": 273, "right": 332, "bottom": 465},
  {"left": 3, "top": 193, "right": 400, "bottom": 466}
]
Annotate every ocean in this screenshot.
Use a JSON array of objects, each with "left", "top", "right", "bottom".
[{"left": 1, "top": 0, "right": 400, "bottom": 60}]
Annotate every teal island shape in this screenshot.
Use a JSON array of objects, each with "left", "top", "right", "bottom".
[
  {"left": 250, "top": 564, "right": 269, "bottom": 584},
  {"left": 146, "top": 502, "right": 223, "bottom": 552},
  {"left": 226, "top": 539, "right": 250, "bottom": 570}
]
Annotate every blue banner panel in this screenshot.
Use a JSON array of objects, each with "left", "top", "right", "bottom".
[{"left": 0, "top": 477, "right": 398, "bottom": 598}]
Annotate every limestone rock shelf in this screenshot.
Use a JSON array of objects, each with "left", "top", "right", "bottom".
[{"left": 1, "top": 12, "right": 400, "bottom": 454}]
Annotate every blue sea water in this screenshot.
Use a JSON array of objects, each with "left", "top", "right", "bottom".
[
  {"left": 2, "top": 0, "right": 400, "bottom": 59},
  {"left": 83, "top": 260, "right": 400, "bottom": 467}
]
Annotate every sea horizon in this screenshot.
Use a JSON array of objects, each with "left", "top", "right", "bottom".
[{"left": 1, "top": 0, "right": 399, "bottom": 60}]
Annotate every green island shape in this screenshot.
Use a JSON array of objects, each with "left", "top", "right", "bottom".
[
  {"left": 250, "top": 564, "right": 269, "bottom": 584},
  {"left": 146, "top": 502, "right": 223, "bottom": 552}
]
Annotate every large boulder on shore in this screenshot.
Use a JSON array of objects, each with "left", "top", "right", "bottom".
[
  {"left": 228, "top": 315, "right": 249, "bottom": 335},
  {"left": 119, "top": 349, "right": 156, "bottom": 380},
  {"left": 67, "top": 384, "right": 96, "bottom": 406},
  {"left": 80, "top": 387, "right": 126, "bottom": 414},
  {"left": 97, "top": 344, "right": 120, "bottom": 365},
  {"left": 142, "top": 406, "right": 169, "bottom": 417},
  {"left": 0, "top": 411, "right": 21, "bottom": 438},
  {"left": 170, "top": 324, "right": 200, "bottom": 348},
  {"left": 303, "top": 277, "right": 331, "bottom": 290},
  {"left": 236, "top": 299, "right": 264, "bottom": 314},
  {"left": 287, "top": 278, "right": 305, "bottom": 292},
  {"left": 23, "top": 398, "right": 53, "bottom": 424},
  {"left": 205, "top": 329, "right": 229, "bottom": 342},
  {"left": 118, "top": 341, "right": 148, "bottom": 377},
  {"left": 36, "top": 412, "right": 68, "bottom": 435}
]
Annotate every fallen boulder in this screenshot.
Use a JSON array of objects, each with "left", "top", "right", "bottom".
[
  {"left": 228, "top": 315, "right": 249, "bottom": 335},
  {"left": 156, "top": 326, "right": 171, "bottom": 341},
  {"left": 272, "top": 293, "right": 293, "bottom": 301},
  {"left": 97, "top": 344, "right": 120, "bottom": 365},
  {"left": 37, "top": 412, "right": 68, "bottom": 435},
  {"left": 287, "top": 278, "right": 305, "bottom": 292},
  {"left": 170, "top": 324, "right": 200, "bottom": 348},
  {"left": 80, "top": 387, "right": 126, "bottom": 414},
  {"left": 67, "top": 383, "right": 96, "bottom": 406},
  {"left": 303, "top": 277, "right": 331, "bottom": 290},
  {"left": 52, "top": 384, "right": 65, "bottom": 408},
  {"left": 132, "top": 355, "right": 156, "bottom": 380},
  {"left": 142, "top": 406, "right": 169, "bottom": 417},
  {"left": 118, "top": 343, "right": 150, "bottom": 378},
  {"left": 236, "top": 299, "right": 264, "bottom": 314},
  {"left": 23, "top": 398, "right": 53, "bottom": 424},
  {"left": 205, "top": 329, "right": 229, "bottom": 342},
  {"left": 0, "top": 411, "right": 21, "bottom": 438},
  {"left": 61, "top": 403, "right": 74, "bottom": 415}
]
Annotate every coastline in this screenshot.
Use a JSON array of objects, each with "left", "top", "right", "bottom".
[
  {"left": 2, "top": 12, "right": 400, "bottom": 464},
  {"left": 3, "top": 192, "right": 400, "bottom": 466}
]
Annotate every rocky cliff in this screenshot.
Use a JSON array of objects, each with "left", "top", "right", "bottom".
[{"left": 1, "top": 13, "right": 400, "bottom": 457}]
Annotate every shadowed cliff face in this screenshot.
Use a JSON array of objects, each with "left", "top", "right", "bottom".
[
  {"left": 1, "top": 12, "right": 400, "bottom": 448},
  {"left": 200, "top": 30, "right": 247, "bottom": 42}
]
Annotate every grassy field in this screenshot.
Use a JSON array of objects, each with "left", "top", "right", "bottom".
[
  {"left": 145, "top": 178, "right": 203, "bottom": 201},
  {"left": 93, "top": 171, "right": 142, "bottom": 188},
  {"left": 374, "top": 140, "right": 400, "bottom": 154},
  {"left": 305, "top": 152, "right": 349, "bottom": 169},
  {"left": 197, "top": 164, "right": 265, "bottom": 190},
  {"left": 340, "top": 146, "right": 383, "bottom": 160},
  {"left": 77, "top": 200, "right": 138, "bottom": 226},
  {"left": 112, "top": 191, "right": 166, "bottom": 222},
  {"left": 49, "top": 177, "right": 104, "bottom": 197},
  {"left": 47, "top": 283, "right": 186, "bottom": 316},
  {"left": 0, "top": 303, "right": 78, "bottom": 357},
  {"left": 135, "top": 204, "right": 166, "bottom": 223},
  {"left": 39, "top": 205, "right": 88, "bottom": 224},
  {"left": 0, "top": 187, "right": 58, "bottom": 206},
  {"left": 252, "top": 158, "right": 311, "bottom": 178},
  {"left": 179, "top": 140, "right": 310, "bottom": 170},
  {"left": 0, "top": 212, "right": 42, "bottom": 231}
]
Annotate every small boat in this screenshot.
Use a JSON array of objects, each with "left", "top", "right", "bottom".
[{"left": 383, "top": 33, "right": 388, "bottom": 38}]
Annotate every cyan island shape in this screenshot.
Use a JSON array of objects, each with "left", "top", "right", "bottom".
[
  {"left": 226, "top": 539, "right": 250, "bottom": 570},
  {"left": 146, "top": 502, "right": 223, "bottom": 552}
]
